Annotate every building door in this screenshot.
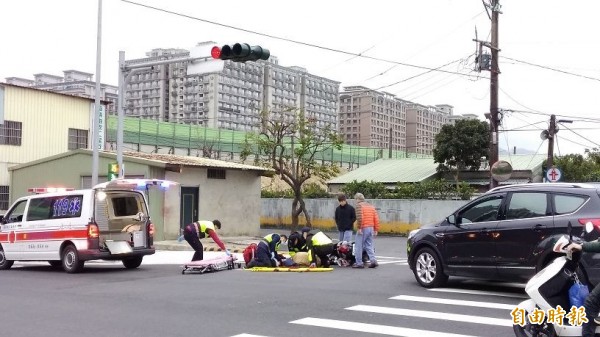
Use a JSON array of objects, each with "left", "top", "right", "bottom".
[{"left": 180, "top": 187, "right": 199, "bottom": 230}]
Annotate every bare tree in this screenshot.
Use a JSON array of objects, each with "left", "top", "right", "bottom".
[{"left": 241, "top": 109, "right": 343, "bottom": 229}]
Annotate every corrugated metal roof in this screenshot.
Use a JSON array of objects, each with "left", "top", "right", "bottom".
[
  {"left": 9, "top": 149, "right": 274, "bottom": 176},
  {"left": 498, "top": 154, "right": 547, "bottom": 171},
  {"left": 121, "top": 151, "right": 274, "bottom": 173},
  {"left": 328, "top": 154, "right": 547, "bottom": 185},
  {"left": 328, "top": 158, "right": 439, "bottom": 184}
]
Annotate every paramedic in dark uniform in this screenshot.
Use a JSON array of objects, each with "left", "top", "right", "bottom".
[
  {"left": 287, "top": 228, "right": 310, "bottom": 257},
  {"left": 306, "top": 230, "right": 334, "bottom": 268},
  {"left": 246, "top": 233, "right": 283, "bottom": 268},
  {"left": 182, "top": 220, "right": 230, "bottom": 261}
]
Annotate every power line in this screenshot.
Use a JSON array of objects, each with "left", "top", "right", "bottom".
[
  {"left": 555, "top": 134, "right": 596, "bottom": 150},
  {"left": 560, "top": 124, "right": 600, "bottom": 147},
  {"left": 120, "top": 0, "right": 487, "bottom": 80},
  {"left": 502, "top": 56, "right": 600, "bottom": 83},
  {"left": 374, "top": 57, "right": 469, "bottom": 91}
]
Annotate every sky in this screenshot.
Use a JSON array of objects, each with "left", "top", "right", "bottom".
[{"left": 1, "top": 0, "right": 599, "bottom": 156}]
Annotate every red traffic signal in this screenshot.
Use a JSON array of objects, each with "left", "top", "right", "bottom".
[
  {"left": 216, "top": 43, "right": 270, "bottom": 63},
  {"left": 211, "top": 46, "right": 221, "bottom": 59}
]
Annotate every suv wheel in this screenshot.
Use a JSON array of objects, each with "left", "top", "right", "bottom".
[{"left": 412, "top": 247, "right": 448, "bottom": 288}]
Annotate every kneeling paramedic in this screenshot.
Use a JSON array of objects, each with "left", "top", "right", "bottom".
[
  {"left": 246, "top": 233, "right": 284, "bottom": 268},
  {"left": 287, "top": 230, "right": 308, "bottom": 257},
  {"left": 306, "top": 230, "right": 334, "bottom": 268},
  {"left": 182, "top": 220, "right": 230, "bottom": 261}
]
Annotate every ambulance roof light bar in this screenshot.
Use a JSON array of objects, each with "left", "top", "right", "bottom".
[{"left": 28, "top": 187, "right": 75, "bottom": 194}]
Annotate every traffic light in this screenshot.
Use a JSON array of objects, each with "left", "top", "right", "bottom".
[
  {"left": 108, "top": 163, "right": 119, "bottom": 181},
  {"left": 211, "top": 43, "right": 270, "bottom": 63}
]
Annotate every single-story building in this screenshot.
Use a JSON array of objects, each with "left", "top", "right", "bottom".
[
  {"left": 8, "top": 149, "right": 274, "bottom": 240},
  {"left": 327, "top": 154, "right": 547, "bottom": 193}
]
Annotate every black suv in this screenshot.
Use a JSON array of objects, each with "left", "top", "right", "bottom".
[{"left": 407, "top": 183, "right": 600, "bottom": 288}]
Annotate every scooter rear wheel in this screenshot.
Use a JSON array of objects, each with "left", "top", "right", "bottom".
[{"left": 513, "top": 321, "right": 556, "bottom": 337}]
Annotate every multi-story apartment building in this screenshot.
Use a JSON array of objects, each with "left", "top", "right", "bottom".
[
  {"left": 5, "top": 70, "right": 118, "bottom": 114},
  {"left": 0, "top": 84, "right": 95, "bottom": 211},
  {"left": 123, "top": 42, "right": 340, "bottom": 133},
  {"left": 405, "top": 103, "right": 451, "bottom": 155},
  {"left": 338, "top": 86, "right": 407, "bottom": 151}
]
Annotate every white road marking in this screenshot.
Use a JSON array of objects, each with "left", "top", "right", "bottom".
[
  {"left": 390, "top": 295, "right": 516, "bottom": 310},
  {"left": 428, "top": 287, "right": 528, "bottom": 299},
  {"left": 230, "top": 334, "right": 270, "bottom": 337},
  {"left": 290, "top": 317, "right": 479, "bottom": 337},
  {"left": 346, "top": 305, "right": 513, "bottom": 327}
]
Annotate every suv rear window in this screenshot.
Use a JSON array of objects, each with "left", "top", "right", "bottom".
[{"left": 554, "top": 194, "right": 587, "bottom": 215}]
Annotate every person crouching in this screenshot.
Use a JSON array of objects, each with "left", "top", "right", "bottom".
[{"left": 246, "top": 233, "right": 283, "bottom": 268}]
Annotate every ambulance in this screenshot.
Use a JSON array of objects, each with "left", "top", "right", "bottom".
[{"left": 0, "top": 179, "right": 176, "bottom": 273}]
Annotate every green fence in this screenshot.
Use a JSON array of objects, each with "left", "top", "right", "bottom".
[{"left": 106, "top": 116, "right": 430, "bottom": 166}]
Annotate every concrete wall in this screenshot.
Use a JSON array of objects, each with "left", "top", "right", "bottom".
[
  {"left": 166, "top": 168, "right": 262, "bottom": 237},
  {"left": 261, "top": 198, "right": 469, "bottom": 234}
]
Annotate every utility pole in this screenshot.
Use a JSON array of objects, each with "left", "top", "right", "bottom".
[
  {"left": 388, "top": 126, "right": 393, "bottom": 159},
  {"left": 478, "top": 0, "right": 502, "bottom": 189},
  {"left": 91, "top": 0, "right": 103, "bottom": 186},
  {"left": 547, "top": 114, "right": 556, "bottom": 168}
]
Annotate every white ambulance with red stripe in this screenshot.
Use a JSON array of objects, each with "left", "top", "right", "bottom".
[{"left": 0, "top": 179, "right": 174, "bottom": 273}]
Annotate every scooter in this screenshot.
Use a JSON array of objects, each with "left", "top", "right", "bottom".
[{"left": 513, "top": 222, "right": 598, "bottom": 337}]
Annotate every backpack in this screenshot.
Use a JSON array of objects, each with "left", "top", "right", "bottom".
[{"left": 243, "top": 243, "right": 258, "bottom": 264}]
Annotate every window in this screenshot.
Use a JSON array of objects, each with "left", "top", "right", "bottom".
[
  {"left": 506, "top": 192, "right": 549, "bottom": 219},
  {"left": 2, "top": 200, "right": 27, "bottom": 223},
  {"left": 27, "top": 195, "right": 84, "bottom": 220},
  {"left": 554, "top": 194, "right": 587, "bottom": 215},
  {"left": 112, "top": 196, "right": 141, "bottom": 217},
  {"left": 0, "top": 120, "right": 22, "bottom": 145},
  {"left": 460, "top": 196, "right": 503, "bottom": 223},
  {"left": 0, "top": 186, "right": 8, "bottom": 210},
  {"left": 207, "top": 169, "right": 226, "bottom": 179},
  {"left": 68, "top": 128, "right": 88, "bottom": 150}
]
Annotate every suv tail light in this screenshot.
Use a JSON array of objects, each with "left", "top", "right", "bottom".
[
  {"left": 578, "top": 219, "right": 600, "bottom": 229},
  {"left": 87, "top": 222, "right": 100, "bottom": 249},
  {"left": 147, "top": 222, "right": 154, "bottom": 247}
]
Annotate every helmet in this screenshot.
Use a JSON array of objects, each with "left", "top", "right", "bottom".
[{"left": 338, "top": 242, "right": 350, "bottom": 255}]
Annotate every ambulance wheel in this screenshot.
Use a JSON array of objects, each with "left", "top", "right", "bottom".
[
  {"left": 62, "top": 245, "right": 84, "bottom": 273},
  {"left": 0, "top": 247, "right": 14, "bottom": 270},
  {"left": 122, "top": 256, "right": 143, "bottom": 269}
]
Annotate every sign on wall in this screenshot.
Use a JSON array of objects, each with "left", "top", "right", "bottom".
[{"left": 89, "top": 103, "right": 106, "bottom": 150}]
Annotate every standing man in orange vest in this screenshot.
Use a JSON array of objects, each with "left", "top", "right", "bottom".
[{"left": 352, "top": 193, "right": 380, "bottom": 269}]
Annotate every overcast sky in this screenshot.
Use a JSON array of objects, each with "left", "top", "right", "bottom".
[{"left": 1, "top": 0, "right": 599, "bottom": 156}]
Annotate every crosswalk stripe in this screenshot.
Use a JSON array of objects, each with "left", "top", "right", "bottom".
[
  {"left": 346, "top": 305, "right": 513, "bottom": 327},
  {"left": 378, "top": 260, "right": 407, "bottom": 265},
  {"left": 428, "top": 288, "right": 528, "bottom": 299},
  {"left": 290, "top": 317, "right": 478, "bottom": 337},
  {"left": 390, "top": 295, "right": 516, "bottom": 310}
]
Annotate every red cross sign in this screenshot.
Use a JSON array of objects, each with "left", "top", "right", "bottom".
[{"left": 546, "top": 167, "right": 562, "bottom": 182}]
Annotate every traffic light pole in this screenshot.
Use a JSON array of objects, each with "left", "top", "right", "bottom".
[{"left": 115, "top": 52, "right": 214, "bottom": 178}]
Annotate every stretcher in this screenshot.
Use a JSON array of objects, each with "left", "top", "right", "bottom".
[
  {"left": 246, "top": 267, "right": 333, "bottom": 272},
  {"left": 182, "top": 255, "right": 238, "bottom": 274}
]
